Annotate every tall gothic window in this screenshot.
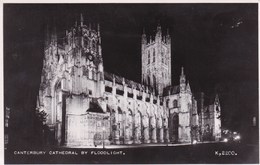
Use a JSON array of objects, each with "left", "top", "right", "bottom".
[
  {"left": 118, "top": 108, "right": 124, "bottom": 137},
  {"left": 161, "top": 50, "right": 164, "bottom": 64},
  {"left": 127, "top": 110, "right": 133, "bottom": 139},
  {"left": 147, "top": 75, "right": 150, "bottom": 86},
  {"left": 153, "top": 48, "right": 155, "bottom": 62},
  {"left": 92, "top": 40, "right": 96, "bottom": 52},
  {"left": 153, "top": 75, "right": 156, "bottom": 88},
  {"left": 148, "top": 50, "right": 150, "bottom": 64},
  {"left": 173, "top": 100, "right": 178, "bottom": 108}
]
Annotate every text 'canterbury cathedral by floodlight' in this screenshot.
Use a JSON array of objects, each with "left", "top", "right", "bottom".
[{"left": 37, "top": 14, "right": 222, "bottom": 147}]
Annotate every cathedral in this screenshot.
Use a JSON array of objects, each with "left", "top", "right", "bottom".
[{"left": 37, "top": 15, "right": 221, "bottom": 147}]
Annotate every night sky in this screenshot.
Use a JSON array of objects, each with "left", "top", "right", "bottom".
[{"left": 4, "top": 4, "right": 258, "bottom": 136}]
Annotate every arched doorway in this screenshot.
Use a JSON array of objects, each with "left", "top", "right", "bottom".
[
  {"left": 204, "top": 124, "right": 213, "bottom": 141},
  {"left": 171, "top": 113, "right": 179, "bottom": 143}
]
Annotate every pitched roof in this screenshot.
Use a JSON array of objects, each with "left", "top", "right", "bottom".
[{"left": 104, "top": 71, "right": 154, "bottom": 94}]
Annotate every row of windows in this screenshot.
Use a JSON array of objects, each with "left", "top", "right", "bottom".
[
  {"left": 105, "top": 86, "right": 159, "bottom": 104},
  {"left": 147, "top": 49, "right": 167, "bottom": 65}
]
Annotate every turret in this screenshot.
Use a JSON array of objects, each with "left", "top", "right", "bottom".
[
  {"left": 166, "top": 28, "right": 171, "bottom": 44},
  {"left": 186, "top": 81, "right": 191, "bottom": 94},
  {"left": 50, "top": 25, "right": 57, "bottom": 45},
  {"left": 141, "top": 28, "right": 147, "bottom": 45},
  {"left": 44, "top": 24, "right": 50, "bottom": 49},
  {"left": 155, "top": 22, "right": 162, "bottom": 42},
  {"left": 214, "top": 94, "right": 220, "bottom": 105},
  {"left": 80, "top": 13, "right": 84, "bottom": 26}
]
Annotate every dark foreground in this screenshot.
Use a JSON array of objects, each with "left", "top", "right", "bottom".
[{"left": 5, "top": 142, "right": 259, "bottom": 164}]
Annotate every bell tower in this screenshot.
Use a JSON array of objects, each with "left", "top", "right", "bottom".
[{"left": 141, "top": 23, "right": 171, "bottom": 95}]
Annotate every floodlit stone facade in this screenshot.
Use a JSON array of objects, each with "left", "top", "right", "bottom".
[{"left": 37, "top": 15, "right": 221, "bottom": 147}]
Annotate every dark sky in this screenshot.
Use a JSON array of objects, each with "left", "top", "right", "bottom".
[{"left": 4, "top": 4, "right": 258, "bottom": 132}]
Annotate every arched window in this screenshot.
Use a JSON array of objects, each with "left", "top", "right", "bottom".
[
  {"left": 118, "top": 108, "right": 123, "bottom": 137},
  {"left": 147, "top": 75, "right": 150, "bottom": 86},
  {"left": 171, "top": 113, "right": 179, "bottom": 142},
  {"left": 161, "top": 50, "right": 164, "bottom": 64},
  {"left": 148, "top": 50, "right": 150, "bottom": 64},
  {"left": 153, "top": 48, "right": 155, "bottom": 62},
  {"left": 216, "top": 106, "right": 220, "bottom": 113},
  {"left": 153, "top": 75, "right": 156, "bottom": 87},
  {"left": 92, "top": 40, "right": 96, "bottom": 52},
  {"left": 127, "top": 110, "right": 133, "bottom": 138},
  {"left": 173, "top": 100, "right": 178, "bottom": 108}
]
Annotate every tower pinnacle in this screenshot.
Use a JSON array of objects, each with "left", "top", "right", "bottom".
[
  {"left": 157, "top": 21, "right": 161, "bottom": 31},
  {"left": 80, "top": 13, "right": 84, "bottom": 26}
]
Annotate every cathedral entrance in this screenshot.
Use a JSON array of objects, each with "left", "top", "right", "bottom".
[
  {"left": 65, "top": 100, "right": 110, "bottom": 148},
  {"left": 66, "top": 112, "right": 110, "bottom": 147},
  {"left": 170, "top": 113, "right": 179, "bottom": 143}
]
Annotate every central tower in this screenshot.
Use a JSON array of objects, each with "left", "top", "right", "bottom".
[{"left": 141, "top": 23, "right": 171, "bottom": 95}]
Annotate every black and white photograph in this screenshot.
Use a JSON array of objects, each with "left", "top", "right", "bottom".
[{"left": 3, "top": 3, "right": 259, "bottom": 164}]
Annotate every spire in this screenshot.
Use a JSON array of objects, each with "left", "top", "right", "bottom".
[
  {"left": 167, "top": 28, "right": 170, "bottom": 36},
  {"left": 142, "top": 28, "right": 146, "bottom": 35},
  {"left": 45, "top": 24, "right": 50, "bottom": 48},
  {"left": 157, "top": 21, "right": 161, "bottom": 31},
  {"left": 50, "top": 16, "right": 58, "bottom": 45},
  {"left": 142, "top": 28, "right": 147, "bottom": 45},
  {"left": 156, "top": 21, "right": 162, "bottom": 42},
  {"left": 51, "top": 25, "right": 57, "bottom": 45},
  {"left": 180, "top": 67, "right": 184, "bottom": 77},
  {"left": 97, "top": 23, "right": 100, "bottom": 36},
  {"left": 186, "top": 81, "right": 191, "bottom": 93},
  {"left": 215, "top": 94, "right": 220, "bottom": 105},
  {"left": 80, "top": 13, "right": 84, "bottom": 26}
]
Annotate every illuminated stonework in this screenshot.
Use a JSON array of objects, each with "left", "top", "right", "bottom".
[{"left": 37, "top": 15, "right": 221, "bottom": 147}]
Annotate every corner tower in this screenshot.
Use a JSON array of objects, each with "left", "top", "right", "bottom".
[{"left": 141, "top": 23, "right": 171, "bottom": 95}]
